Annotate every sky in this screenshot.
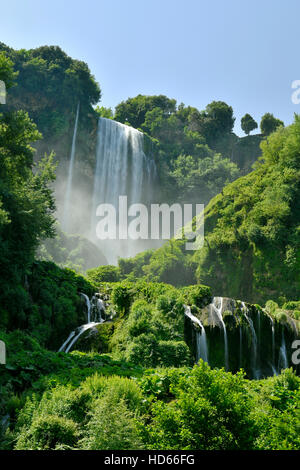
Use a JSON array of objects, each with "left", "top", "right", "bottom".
[{"left": 1, "top": 0, "right": 300, "bottom": 135}]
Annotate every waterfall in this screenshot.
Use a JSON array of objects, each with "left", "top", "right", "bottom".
[
  {"left": 184, "top": 305, "right": 208, "bottom": 363},
  {"left": 278, "top": 328, "right": 288, "bottom": 371},
  {"left": 242, "top": 302, "right": 259, "bottom": 378},
  {"left": 91, "top": 117, "right": 156, "bottom": 262},
  {"left": 59, "top": 292, "right": 106, "bottom": 353},
  {"left": 268, "top": 315, "right": 277, "bottom": 375},
  {"left": 80, "top": 292, "right": 91, "bottom": 323},
  {"left": 60, "top": 322, "right": 101, "bottom": 353},
  {"left": 63, "top": 102, "right": 80, "bottom": 231},
  {"left": 211, "top": 297, "right": 229, "bottom": 370}
]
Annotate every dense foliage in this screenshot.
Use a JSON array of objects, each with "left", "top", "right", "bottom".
[
  {"left": 0, "top": 43, "right": 100, "bottom": 140},
  {"left": 120, "top": 116, "right": 300, "bottom": 303},
  {"left": 0, "top": 54, "right": 58, "bottom": 331},
  {"left": 1, "top": 331, "right": 299, "bottom": 450}
]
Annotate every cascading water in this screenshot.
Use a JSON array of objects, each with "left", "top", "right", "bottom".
[
  {"left": 184, "top": 305, "right": 208, "bottom": 363},
  {"left": 242, "top": 302, "right": 259, "bottom": 379},
  {"left": 80, "top": 292, "right": 91, "bottom": 323},
  {"left": 59, "top": 292, "right": 106, "bottom": 353},
  {"left": 60, "top": 322, "right": 101, "bottom": 353},
  {"left": 63, "top": 103, "right": 80, "bottom": 231},
  {"left": 278, "top": 328, "right": 288, "bottom": 371},
  {"left": 210, "top": 297, "right": 229, "bottom": 370},
  {"left": 91, "top": 117, "right": 156, "bottom": 262},
  {"left": 267, "top": 314, "right": 277, "bottom": 375},
  {"left": 91, "top": 294, "right": 106, "bottom": 322}
]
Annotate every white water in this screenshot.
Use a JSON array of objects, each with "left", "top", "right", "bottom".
[
  {"left": 91, "top": 117, "right": 156, "bottom": 262},
  {"left": 242, "top": 302, "right": 259, "bottom": 378},
  {"left": 278, "top": 329, "right": 288, "bottom": 371},
  {"left": 80, "top": 292, "right": 91, "bottom": 323},
  {"left": 61, "top": 322, "right": 101, "bottom": 353},
  {"left": 91, "top": 294, "right": 106, "bottom": 322},
  {"left": 63, "top": 102, "right": 80, "bottom": 231},
  {"left": 210, "top": 297, "right": 229, "bottom": 370},
  {"left": 59, "top": 293, "right": 106, "bottom": 353},
  {"left": 268, "top": 314, "right": 277, "bottom": 375},
  {"left": 184, "top": 305, "right": 208, "bottom": 363}
]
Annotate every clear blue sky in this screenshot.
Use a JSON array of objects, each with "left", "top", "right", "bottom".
[{"left": 1, "top": 0, "right": 300, "bottom": 135}]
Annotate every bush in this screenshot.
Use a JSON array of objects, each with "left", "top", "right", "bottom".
[
  {"left": 79, "top": 397, "right": 143, "bottom": 450},
  {"left": 156, "top": 340, "right": 192, "bottom": 367},
  {"left": 180, "top": 285, "right": 212, "bottom": 308},
  {"left": 86, "top": 265, "right": 121, "bottom": 284},
  {"left": 81, "top": 374, "right": 143, "bottom": 412},
  {"left": 15, "top": 415, "right": 78, "bottom": 450}
]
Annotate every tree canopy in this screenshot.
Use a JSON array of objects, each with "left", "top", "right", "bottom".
[
  {"left": 241, "top": 113, "right": 258, "bottom": 135},
  {"left": 260, "top": 112, "right": 284, "bottom": 136},
  {"left": 0, "top": 52, "right": 57, "bottom": 328}
]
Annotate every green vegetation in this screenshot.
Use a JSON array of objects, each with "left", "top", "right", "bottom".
[
  {"left": 114, "top": 95, "right": 264, "bottom": 204},
  {"left": 241, "top": 113, "right": 258, "bottom": 135},
  {"left": 86, "top": 265, "right": 121, "bottom": 283},
  {"left": 37, "top": 224, "right": 108, "bottom": 273},
  {"left": 1, "top": 332, "right": 299, "bottom": 450},
  {"left": 0, "top": 43, "right": 100, "bottom": 140},
  {"left": 260, "top": 112, "right": 284, "bottom": 136},
  {"left": 121, "top": 116, "right": 300, "bottom": 304},
  {"left": 0, "top": 44, "right": 299, "bottom": 451}
]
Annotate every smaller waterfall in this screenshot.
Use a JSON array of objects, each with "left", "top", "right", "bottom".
[
  {"left": 60, "top": 322, "right": 101, "bottom": 353},
  {"left": 184, "top": 305, "right": 208, "bottom": 363},
  {"left": 80, "top": 292, "right": 91, "bottom": 323},
  {"left": 59, "top": 292, "right": 106, "bottom": 353},
  {"left": 211, "top": 297, "right": 229, "bottom": 370},
  {"left": 267, "top": 315, "right": 277, "bottom": 375},
  {"left": 91, "top": 294, "right": 106, "bottom": 322},
  {"left": 63, "top": 102, "right": 80, "bottom": 231},
  {"left": 242, "top": 302, "right": 259, "bottom": 378},
  {"left": 257, "top": 310, "right": 261, "bottom": 371},
  {"left": 278, "top": 329, "right": 288, "bottom": 371}
]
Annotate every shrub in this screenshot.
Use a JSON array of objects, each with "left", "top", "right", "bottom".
[
  {"left": 79, "top": 397, "right": 143, "bottom": 450},
  {"left": 81, "top": 374, "right": 143, "bottom": 412},
  {"left": 265, "top": 300, "right": 279, "bottom": 315},
  {"left": 180, "top": 285, "right": 212, "bottom": 308},
  {"left": 15, "top": 415, "right": 78, "bottom": 450},
  {"left": 86, "top": 265, "right": 121, "bottom": 284}
]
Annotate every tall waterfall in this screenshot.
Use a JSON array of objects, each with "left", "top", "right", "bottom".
[
  {"left": 63, "top": 103, "right": 80, "bottom": 231},
  {"left": 91, "top": 117, "right": 156, "bottom": 262},
  {"left": 184, "top": 305, "right": 208, "bottom": 363}
]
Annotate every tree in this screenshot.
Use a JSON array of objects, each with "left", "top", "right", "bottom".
[
  {"left": 241, "top": 113, "right": 258, "bottom": 135},
  {"left": 260, "top": 113, "right": 284, "bottom": 136},
  {"left": 188, "top": 101, "right": 235, "bottom": 147},
  {"left": 95, "top": 106, "right": 113, "bottom": 119},
  {"left": 0, "top": 52, "right": 57, "bottom": 328},
  {"left": 0, "top": 52, "right": 18, "bottom": 90},
  {"left": 0, "top": 43, "right": 101, "bottom": 139},
  {"left": 170, "top": 149, "right": 240, "bottom": 205},
  {"left": 114, "top": 94, "right": 176, "bottom": 129}
]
